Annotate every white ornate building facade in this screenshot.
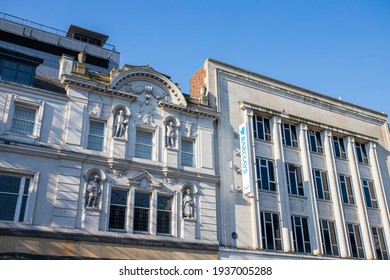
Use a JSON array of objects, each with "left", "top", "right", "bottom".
[
  {"left": 0, "top": 15, "right": 218, "bottom": 259},
  {"left": 190, "top": 59, "right": 390, "bottom": 260}
]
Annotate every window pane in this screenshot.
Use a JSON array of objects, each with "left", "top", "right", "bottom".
[
  {"left": 110, "top": 189, "right": 127, "bottom": 205},
  {"left": 0, "top": 193, "right": 18, "bottom": 221},
  {"left": 134, "top": 192, "right": 150, "bottom": 208},
  {"left": 87, "top": 121, "right": 104, "bottom": 151},
  {"left": 181, "top": 139, "right": 194, "bottom": 167},
  {"left": 158, "top": 196, "right": 172, "bottom": 211},
  {"left": 133, "top": 208, "right": 149, "bottom": 232},
  {"left": 108, "top": 205, "right": 126, "bottom": 230},
  {"left": 135, "top": 130, "right": 153, "bottom": 159},
  {"left": 11, "top": 105, "right": 36, "bottom": 135},
  {"left": 0, "top": 175, "right": 21, "bottom": 193}
]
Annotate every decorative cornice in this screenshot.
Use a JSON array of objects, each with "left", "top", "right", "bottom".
[{"left": 158, "top": 101, "right": 219, "bottom": 120}]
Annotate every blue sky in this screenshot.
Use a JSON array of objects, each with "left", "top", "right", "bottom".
[{"left": 2, "top": 0, "right": 389, "bottom": 114}]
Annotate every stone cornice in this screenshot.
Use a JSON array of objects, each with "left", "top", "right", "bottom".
[
  {"left": 210, "top": 59, "right": 387, "bottom": 125},
  {"left": 60, "top": 74, "right": 138, "bottom": 101},
  {"left": 240, "top": 101, "right": 379, "bottom": 142},
  {"left": 158, "top": 101, "right": 219, "bottom": 120}
]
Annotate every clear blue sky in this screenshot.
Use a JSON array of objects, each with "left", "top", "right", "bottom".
[{"left": 2, "top": 0, "right": 389, "bottom": 114}]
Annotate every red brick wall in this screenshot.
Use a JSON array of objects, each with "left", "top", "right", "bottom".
[{"left": 190, "top": 66, "right": 206, "bottom": 98}]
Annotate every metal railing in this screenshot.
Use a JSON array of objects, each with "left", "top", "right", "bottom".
[{"left": 0, "top": 12, "right": 116, "bottom": 51}]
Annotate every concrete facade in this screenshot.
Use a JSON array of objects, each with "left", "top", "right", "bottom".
[{"left": 192, "top": 58, "right": 390, "bottom": 260}]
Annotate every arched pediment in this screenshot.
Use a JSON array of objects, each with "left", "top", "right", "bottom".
[{"left": 110, "top": 66, "right": 187, "bottom": 107}]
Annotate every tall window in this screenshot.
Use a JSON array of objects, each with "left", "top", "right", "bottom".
[
  {"left": 333, "top": 136, "right": 347, "bottom": 159},
  {"left": 157, "top": 195, "right": 172, "bottom": 234},
  {"left": 0, "top": 174, "right": 31, "bottom": 222},
  {"left": 346, "top": 223, "right": 365, "bottom": 259},
  {"left": 135, "top": 129, "right": 153, "bottom": 159},
  {"left": 371, "top": 227, "right": 388, "bottom": 260},
  {"left": 282, "top": 123, "right": 298, "bottom": 148},
  {"left": 260, "top": 212, "right": 282, "bottom": 251},
  {"left": 133, "top": 192, "right": 150, "bottom": 232},
  {"left": 253, "top": 115, "right": 271, "bottom": 141},
  {"left": 362, "top": 179, "right": 378, "bottom": 208},
  {"left": 320, "top": 220, "right": 339, "bottom": 256},
  {"left": 285, "top": 164, "right": 304, "bottom": 196},
  {"left": 355, "top": 142, "right": 368, "bottom": 164},
  {"left": 11, "top": 105, "right": 36, "bottom": 135},
  {"left": 108, "top": 189, "right": 128, "bottom": 231},
  {"left": 181, "top": 139, "right": 194, "bottom": 167},
  {"left": 308, "top": 130, "right": 323, "bottom": 153},
  {"left": 0, "top": 58, "right": 35, "bottom": 86},
  {"left": 256, "top": 158, "right": 276, "bottom": 191},
  {"left": 339, "top": 175, "right": 354, "bottom": 204},
  {"left": 291, "top": 216, "right": 311, "bottom": 254},
  {"left": 313, "top": 169, "right": 331, "bottom": 200},
  {"left": 87, "top": 120, "right": 105, "bottom": 151}
]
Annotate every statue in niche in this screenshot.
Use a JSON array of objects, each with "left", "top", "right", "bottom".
[
  {"left": 114, "top": 110, "right": 128, "bottom": 138},
  {"left": 182, "top": 188, "right": 195, "bottom": 218},
  {"left": 166, "top": 121, "right": 176, "bottom": 148},
  {"left": 86, "top": 174, "right": 102, "bottom": 208}
]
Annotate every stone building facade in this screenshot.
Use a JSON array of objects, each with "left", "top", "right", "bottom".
[
  {"left": 0, "top": 15, "right": 218, "bottom": 259},
  {"left": 190, "top": 59, "right": 390, "bottom": 260}
]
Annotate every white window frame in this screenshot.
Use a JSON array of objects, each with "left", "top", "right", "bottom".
[
  {"left": 256, "top": 157, "right": 277, "bottom": 192},
  {"left": 86, "top": 119, "right": 106, "bottom": 151},
  {"left": 282, "top": 123, "right": 298, "bottom": 148},
  {"left": 339, "top": 174, "right": 355, "bottom": 205},
  {"left": 0, "top": 168, "right": 39, "bottom": 224},
  {"left": 333, "top": 136, "right": 347, "bottom": 159},
  {"left": 134, "top": 127, "right": 155, "bottom": 160},
  {"left": 355, "top": 142, "right": 369, "bottom": 164},
  {"left": 320, "top": 220, "right": 339, "bottom": 256},
  {"left": 285, "top": 163, "right": 304, "bottom": 196},
  {"left": 362, "top": 179, "right": 378, "bottom": 209},
  {"left": 253, "top": 115, "right": 271, "bottom": 141},
  {"left": 308, "top": 130, "right": 323, "bottom": 154},
  {"left": 181, "top": 138, "right": 195, "bottom": 167},
  {"left": 291, "top": 215, "right": 311, "bottom": 254},
  {"left": 260, "top": 211, "right": 282, "bottom": 251},
  {"left": 346, "top": 223, "right": 365, "bottom": 259},
  {"left": 3, "top": 94, "right": 45, "bottom": 141},
  {"left": 313, "top": 169, "right": 331, "bottom": 200},
  {"left": 371, "top": 227, "right": 389, "bottom": 260}
]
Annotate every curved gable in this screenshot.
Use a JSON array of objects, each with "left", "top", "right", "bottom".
[{"left": 110, "top": 67, "right": 187, "bottom": 107}]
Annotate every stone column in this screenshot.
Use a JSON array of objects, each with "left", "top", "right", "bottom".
[
  {"left": 368, "top": 141, "right": 390, "bottom": 258},
  {"left": 323, "top": 130, "right": 349, "bottom": 257},
  {"left": 272, "top": 116, "right": 293, "bottom": 253},
  {"left": 346, "top": 136, "right": 374, "bottom": 259},
  {"left": 298, "top": 124, "right": 321, "bottom": 255},
  {"left": 150, "top": 190, "right": 157, "bottom": 236}
]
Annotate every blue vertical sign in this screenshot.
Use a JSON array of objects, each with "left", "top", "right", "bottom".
[{"left": 239, "top": 122, "right": 254, "bottom": 195}]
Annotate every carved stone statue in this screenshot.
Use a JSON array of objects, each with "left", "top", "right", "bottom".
[
  {"left": 182, "top": 188, "right": 195, "bottom": 218},
  {"left": 86, "top": 174, "right": 102, "bottom": 208},
  {"left": 114, "top": 110, "right": 127, "bottom": 138},
  {"left": 166, "top": 121, "right": 176, "bottom": 148}
]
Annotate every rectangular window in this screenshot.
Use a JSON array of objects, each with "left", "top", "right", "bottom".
[
  {"left": 157, "top": 195, "right": 172, "bottom": 234},
  {"left": 133, "top": 192, "right": 150, "bottom": 232},
  {"left": 347, "top": 223, "right": 365, "bottom": 259},
  {"left": 291, "top": 216, "right": 311, "bottom": 254},
  {"left": 260, "top": 212, "right": 282, "bottom": 251},
  {"left": 135, "top": 129, "right": 153, "bottom": 159},
  {"left": 282, "top": 123, "right": 298, "bottom": 148},
  {"left": 362, "top": 179, "right": 378, "bottom": 208},
  {"left": 371, "top": 227, "right": 388, "bottom": 260},
  {"left": 339, "top": 175, "right": 355, "bottom": 204},
  {"left": 308, "top": 130, "right": 323, "bottom": 154},
  {"left": 355, "top": 142, "right": 369, "bottom": 164},
  {"left": 253, "top": 115, "right": 271, "bottom": 141},
  {"left": 256, "top": 158, "right": 276, "bottom": 191},
  {"left": 0, "top": 59, "right": 35, "bottom": 86},
  {"left": 313, "top": 169, "right": 331, "bottom": 200},
  {"left": 0, "top": 174, "right": 31, "bottom": 222},
  {"left": 108, "top": 189, "right": 128, "bottom": 231},
  {"left": 285, "top": 164, "right": 304, "bottom": 196},
  {"left": 87, "top": 120, "right": 105, "bottom": 151},
  {"left": 333, "top": 136, "right": 347, "bottom": 159},
  {"left": 11, "top": 104, "right": 36, "bottom": 135},
  {"left": 181, "top": 139, "right": 194, "bottom": 167},
  {"left": 320, "top": 220, "right": 339, "bottom": 256}
]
